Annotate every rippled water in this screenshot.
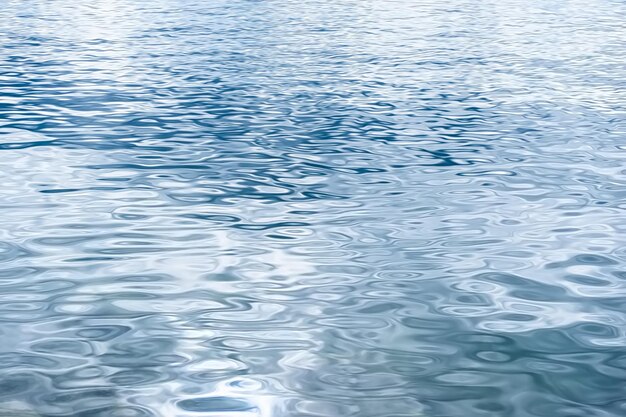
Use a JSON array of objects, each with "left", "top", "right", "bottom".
[{"left": 1, "top": 0, "right": 626, "bottom": 415}]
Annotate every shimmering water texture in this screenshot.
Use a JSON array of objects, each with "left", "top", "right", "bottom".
[{"left": 1, "top": 0, "right": 626, "bottom": 416}]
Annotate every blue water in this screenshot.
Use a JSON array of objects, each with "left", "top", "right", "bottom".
[{"left": 1, "top": 0, "right": 626, "bottom": 416}]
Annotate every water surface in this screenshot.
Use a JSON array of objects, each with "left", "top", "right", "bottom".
[{"left": 1, "top": 0, "right": 626, "bottom": 416}]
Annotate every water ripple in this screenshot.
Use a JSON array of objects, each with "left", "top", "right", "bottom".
[{"left": 1, "top": 0, "right": 626, "bottom": 415}]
